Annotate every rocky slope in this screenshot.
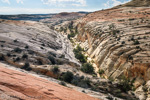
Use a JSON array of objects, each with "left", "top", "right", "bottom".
[
  {"left": 0, "top": 63, "right": 98, "bottom": 100},
  {"left": 55, "top": 7, "right": 150, "bottom": 99},
  {"left": 115, "top": 0, "right": 150, "bottom": 8},
  {"left": 0, "top": 18, "right": 139, "bottom": 100},
  {"left": 0, "top": 19, "right": 79, "bottom": 67},
  {"left": 40, "top": 12, "right": 87, "bottom": 26}
]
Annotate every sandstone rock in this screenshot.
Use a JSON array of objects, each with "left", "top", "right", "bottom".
[
  {"left": 0, "top": 63, "right": 98, "bottom": 100},
  {"left": 135, "top": 85, "right": 147, "bottom": 100}
]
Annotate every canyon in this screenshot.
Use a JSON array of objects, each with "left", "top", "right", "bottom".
[{"left": 0, "top": 0, "right": 150, "bottom": 100}]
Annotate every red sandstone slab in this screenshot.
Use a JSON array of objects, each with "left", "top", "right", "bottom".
[{"left": 0, "top": 63, "right": 99, "bottom": 100}]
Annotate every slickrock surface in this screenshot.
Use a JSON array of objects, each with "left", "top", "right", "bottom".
[
  {"left": 0, "top": 19, "right": 79, "bottom": 66},
  {"left": 0, "top": 63, "right": 98, "bottom": 100}
]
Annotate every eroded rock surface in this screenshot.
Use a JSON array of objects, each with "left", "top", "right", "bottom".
[
  {"left": 0, "top": 19, "right": 79, "bottom": 66},
  {"left": 0, "top": 63, "right": 98, "bottom": 100},
  {"left": 55, "top": 7, "right": 150, "bottom": 99}
]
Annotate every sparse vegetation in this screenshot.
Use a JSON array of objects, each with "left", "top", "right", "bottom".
[
  {"left": 122, "top": 41, "right": 125, "bottom": 44},
  {"left": 1, "top": 45, "right": 4, "bottom": 47},
  {"left": 0, "top": 54, "right": 5, "bottom": 61},
  {"left": 109, "top": 24, "right": 120, "bottom": 36},
  {"left": 119, "top": 76, "right": 134, "bottom": 92},
  {"left": 51, "top": 66, "right": 59, "bottom": 74},
  {"left": 81, "top": 63, "right": 94, "bottom": 74},
  {"left": 14, "top": 57, "right": 20, "bottom": 62},
  {"left": 13, "top": 39, "right": 18, "bottom": 42},
  {"left": 48, "top": 56, "right": 56, "bottom": 65},
  {"left": 73, "top": 45, "right": 87, "bottom": 63},
  {"left": 98, "top": 69, "right": 105, "bottom": 75},
  {"left": 68, "top": 33, "right": 76, "bottom": 40},
  {"left": 25, "top": 45, "right": 29, "bottom": 49},
  {"left": 6, "top": 53, "right": 11, "bottom": 57},
  {"left": 14, "top": 47, "right": 22, "bottom": 53},
  {"left": 62, "top": 71, "right": 74, "bottom": 83},
  {"left": 22, "top": 54, "right": 28, "bottom": 59},
  {"left": 134, "top": 40, "right": 140, "bottom": 45}
]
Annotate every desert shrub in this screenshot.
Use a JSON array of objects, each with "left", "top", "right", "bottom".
[
  {"left": 41, "top": 43, "right": 45, "bottom": 46},
  {"left": 134, "top": 40, "right": 140, "bottom": 45},
  {"left": 119, "top": 76, "right": 134, "bottom": 92},
  {"left": 22, "top": 54, "right": 28, "bottom": 59},
  {"left": 68, "top": 33, "right": 76, "bottom": 40},
  {"left": 51, "top": 66, "right": 59, "bottom": 74},
  {"left": 6, "top": 53, "right": 11, "bottom": 57},
  {"left": 48, "top": 56, "right": 56, "bottom": 65},
  {"left": 14, "top": 47, "right": 22, "bottom": 53},
  {"left": 14, "top": 57, "right": 20, "bottom": 62},
  {"left": 1, "top": 45, "right": 4, "bottom": 47},
  {"left": 36, "top": 58, "right": 43, "bottom": 65},
  {"left": 21, "top": 62, "right": 32, "bottom": 71},
  {"left": 74, "top": 52, "right": 87, "bottom": 63},
  {"left": 0, "top": 54, "right": 5, "bottom": 61},
  {"left": 73, "top": 45, "right": 84, "bottom": 52},
  {"left": 71, "top": 76, "right": 91, "bottom": 88},
  {"left": 131, "top": 36, "right": 134, "bottom": 41},
  {"left": 121, "top": 41, "right": 125, "bottom": 44},
  {"left": 73, "top": 45, "right": 87, "bottom": 63},
  {"left": 25, "top": 45, "right": 29, "bottom": 49},
  {"left": 40, "top": 47, "right": 44, "bottom": 49},
  {"left": 128, "top": 56, "right": 133, "bottom": 60},
  {"left": 62, "top": 71, "right": 74, "bottom": 83},
  {"left": 13, "top": 39, "right": 18, "bottom": 42},
  {"left": 48, "top": 52, "right": 57, "bottom": 57},
  {"left": 81, "top": 63, "right": 94, "bottom": 74},
  {"left": 136, "top": 46, "right": 140, "bottom": 49},
  {"left": 0, "top": 40, "right": 5, "bottom": 43},
  {"left": 98, "top": 69, "right": 105, "bottom": 75},
  {"left": 28, "top": 50, "right": 34, "bottom": 54},
  {"left": 77, "top": 78, "right": 91, "bottom": 88}
]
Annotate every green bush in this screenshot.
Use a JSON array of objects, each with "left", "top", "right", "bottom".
[
  {"left": 62, "top": 71, "right": 74, "bottom": 83},
  {"left": 71, "top": 76, "right": 91, "bottom": 88},
  {"left": 14, "top": 47, "right": 22, "bottom": 53},
  {"left": 98, "top": 69, "right": 104, "bottom": 75},
  {"left": 22, "top": 54, "right": 28, "bottom": 59},
  {"left": 119, "top": 77, "right": 134, "bottom": 92},
  {"left": 7, "top": 53, "right": 11, "bottom": 57},
  {"left": 48, "top": 56, "right": 56, "bottom": 65},
  {"left": 73, "top": 45, "right": 87, "bottom": 63},
  {"left": 52, "top": 66, "right": 59, "bottom": 74},
  {"left": 134, "top": 40, "right": 140, "bottom": 45},
  {"left": 14, "top": 57, "right": 20, "bottom": 62},
  {"left": 81, "top": 63, "right": 94, "bottom": 74},
  {"left": 74, "top": 52, "right": 87, "bottom": 63},
  {"left": 25, "top": 45, "right": 29, "bottom": 49},
  {"left": 68, "top": 33, "right": 76, "bottom": 40},
  {"left": 0, "top": 54, "right": 5, "bottom": 61}
]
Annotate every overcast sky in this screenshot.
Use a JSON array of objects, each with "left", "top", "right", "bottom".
[{"left": 0, "top": 0, "right": 130, "bottom": 14}]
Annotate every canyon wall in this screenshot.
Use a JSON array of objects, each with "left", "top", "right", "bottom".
[{"left": 56, "top": 7, "right": 150, "bottom": 88}]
